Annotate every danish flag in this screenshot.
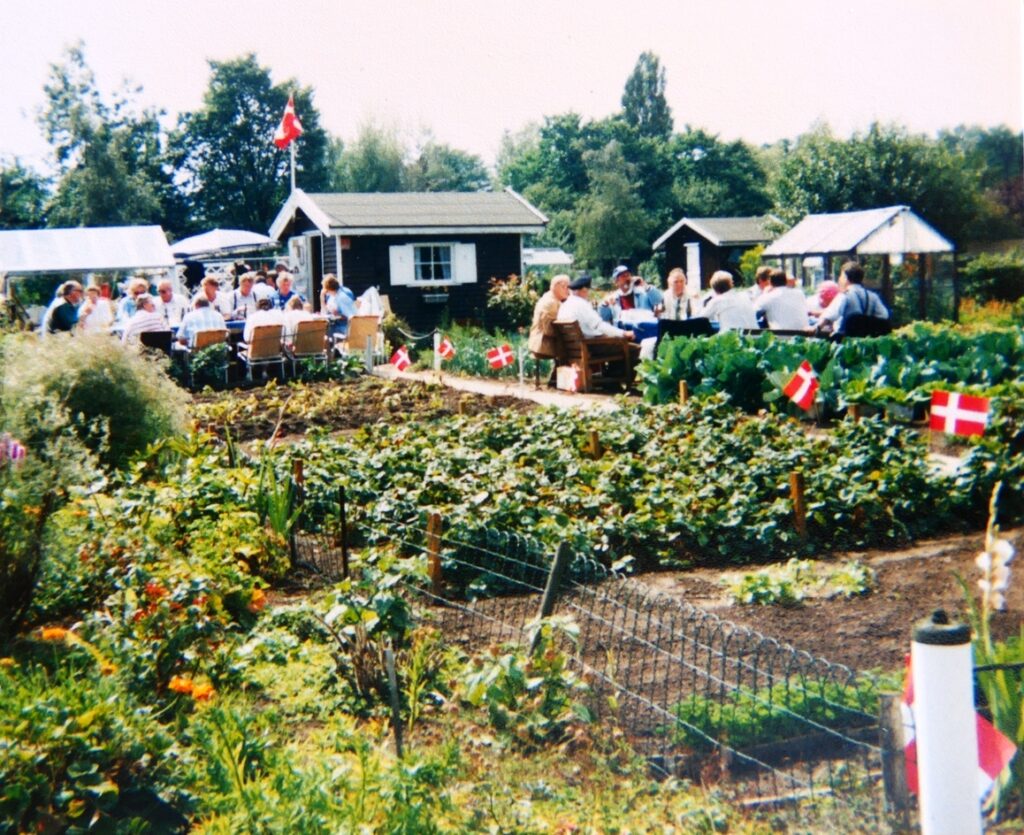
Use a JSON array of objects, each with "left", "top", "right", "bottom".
[
  {"left": 929, "top": 391, "right": 990, "bottom": 437},
  {"left": 390, "top": 346, "right": 411, "bottom": 372},
  {"left": 902, "top": 656, "right": 1016, "bottom": 799},
  {"left": 273, "top": 95, "right": 304, "bottom": 149},
  {"left": 486, "top": 343, "right": 515, "bottom": 369},
  {"left": 438, "top": 336, "right": 456, "bottom": 360},
  {"left": 782, "top": 360, "right": 819, "bottom": 411}
]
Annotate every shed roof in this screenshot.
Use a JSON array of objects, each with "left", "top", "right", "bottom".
[
  {"left": 0, "top": 225, "right": 175, "bottom": 275},
  {"left": 762, "top": 206, "right": 954, "bottom": 256},
  {"left": 270, "top": 188, "right": 548, "bottom": 240},
  {"left": 652, "top": 215, "right": 776, "bottom": 251}
]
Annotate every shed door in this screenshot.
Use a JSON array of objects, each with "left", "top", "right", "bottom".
[{"left": 685, "top": 243, "right": 702, "bottom": 291}]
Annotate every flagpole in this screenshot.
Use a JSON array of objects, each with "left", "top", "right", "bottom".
[{"left": 290, "top": 141, "right": 296, "bottom": 193}]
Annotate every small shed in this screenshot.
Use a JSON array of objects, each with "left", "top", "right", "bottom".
[
  {"left": 652, "top": 215, "right": 776, "bottom": 290},
  {"left": 269, "top": 189, "right": 547, "bottom": 330},
  {"left": 762, "top": 206, "right": 956, "bottom": 320}
]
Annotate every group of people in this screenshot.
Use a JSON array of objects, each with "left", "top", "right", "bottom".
[
  {"left": 41, "top": 263, "right": 361, "bottom": 352},
  {"left": 529, "top": 260, "right": 890, "bottom": 367}
]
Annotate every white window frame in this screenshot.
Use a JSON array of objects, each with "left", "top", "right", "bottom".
[{"left": 389, "top": 242, "right": 477, "bottom": 287}]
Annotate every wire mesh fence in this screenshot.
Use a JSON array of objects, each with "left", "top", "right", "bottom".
[{"left": 292, "top": 501, "right": 903, "bottom": 830}]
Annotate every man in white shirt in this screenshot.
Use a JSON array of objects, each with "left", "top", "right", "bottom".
[
  {"left": 154, "top": 279, "right": 189, "bottom": 327},
  {"left": 121, "top": 294, "right": 166, "bottom": 344},
  {"left": 754, "top": 269, "right": 810, "bottom": 331},
  {"left": 191, "top": 276, "right": 233, "bottom": 318},
  {"left": 703, "top": 271, "right": 759, "bottom": 331},
  {"left": 177, "top": 297, "right": 227, "bottom": 348},
  {"left": 227, "top": 273, "right": 260, "bottom": 319},
  {"left": 558, "top": 274, "right": 635, "bottom": 340},
  {"left": 243, "top": 298, "right": 286, "bottom": 343}
]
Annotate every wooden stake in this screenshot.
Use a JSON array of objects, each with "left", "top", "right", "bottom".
[
  {"left": 587, "top": 429, "right": 603, "bottom": 460},
  {"left": 789, "top": 470, "right": 807, "bottom": 541},
  {"left": 878, "top": 693, "right": 911, "bottom": 828},
  {"left": 385, "top": 647, "right": 404, "bottom": 759},
  {"left": 338, "top": 485, "right": 349, "bottom": 579},
  {"left": 457, "top": 398, "right": 467, "bottom": 416},
  {"left": 678, "top": 380, "right": 689, "bottom": 403},
  {"left": 426, "top": 511, "right": 443, "bottom": 596},
  {"left": 531, "top": 542, "right": 573, "bottom": 653}
]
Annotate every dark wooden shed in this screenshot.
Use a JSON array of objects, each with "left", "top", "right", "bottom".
[
  {"left": 269, "top": 189, "right": 547, "bottom": 330},
  {"left": 651, "top": 215, "right": 776, "bottom": 289}
]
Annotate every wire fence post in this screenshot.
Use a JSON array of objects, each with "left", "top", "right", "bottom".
[
  {"left": 587, "top": 430, "right": 603, "bottom": 460},
  {"left": 530, "top": 542, "right": 572, "bottom": 653},
  {"left": 289, "top": 457, "right": 305, "bottom": 566},
  {"left": 385, "top": 646, "right": 404, "bottom": 759},
  {"left": 426, "top": 511, "right": 443, "bottom": 596},
  {"left": 364, "top": 335, "right": 373, "bottom": 372},
  {"left": 678, "top": 380, "right": 689, "bottom": 403},
  {"left": 789, "top": 470, "right": 807, "bottom": 541},
  {"left": 337, "top": 485, "right": 349, "bottom": 579},
  {"left": 878, "top": 692, "right": 912, "bottom": 830}
]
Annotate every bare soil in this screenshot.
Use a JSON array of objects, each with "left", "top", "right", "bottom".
[{"left": 637, "top": 527, "right": 1024, "bottom": 673}]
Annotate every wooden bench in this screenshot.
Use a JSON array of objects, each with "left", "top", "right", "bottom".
[{"left": 551, "top": 320, "right": 635, "bottom": 393}]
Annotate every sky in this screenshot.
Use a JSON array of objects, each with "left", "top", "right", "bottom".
[{"left": 1, "top": 0, "right": 1021, "bottom": 176}]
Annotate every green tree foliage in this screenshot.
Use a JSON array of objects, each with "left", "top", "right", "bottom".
[
  {"left": 39, "top": 43, "right": 180, "bottom": 230},
  {"left": 621, "top": 51, "right": 673, "bottom": 140},
  {"left": 405, "top": 141, "right": 490, "bottom": 192},
  {"left": 769, "top": 123, "right": 984, "bottom": 244},
  {"left": 572, "top": 141, "right": 649, "bottom": 272},
  {"left": 670, "top": 128, "right": 771, "bottom": 218},
  {"left": 332, "top": 122, "right": 406, "bottom": 192},
  {"left": 940, "top": 124, "right": 1024, "bottom": 236},
  {"left": 174, "top": 54, "right": 331, "bottom": 231},
  {"left": 0, "top": 159, "right": 48, "bottom": 229}
]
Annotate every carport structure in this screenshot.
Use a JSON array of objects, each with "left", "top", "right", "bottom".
[{"left": 763, "top": 206, "right": 956, "bottom": 321}]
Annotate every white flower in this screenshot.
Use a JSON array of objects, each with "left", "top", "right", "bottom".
[
  {"left": 976, "top": 551, "right": 993, "bottom": 572},
  {"left": 993, "top": 538, "right": 1015, "bottom": 566},
  {"left": 992, "top": 563, "right": 1012, "bottom": 592},
  {"left": 992, "top": 592, "right": 1007, "bottom": 611},
  {"left": 979, "top": 578, "right": 992, "bottom": 595}
]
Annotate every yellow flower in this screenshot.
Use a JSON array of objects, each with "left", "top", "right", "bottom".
[
  {"left": 99, "top": 662, "right": 118, "bottom": 676},
  {"left": 41, "top": 627, "right": 69, "bottom": 641},
  {"left": 247, "top": 588, "right": 267, "bottom": 613},
  {"left": 0, "top": 657, "right": 15, "bottom": 668},
  {"left": 192, "top": 682, "right": 216, "bottom": 702}
]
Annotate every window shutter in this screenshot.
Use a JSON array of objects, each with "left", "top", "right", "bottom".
[
  {"left": 389, "top": 245, "right": 414, "bottom": 286},
  {"left": 453, "top": 243, "right": 477, "bottom": 284}
]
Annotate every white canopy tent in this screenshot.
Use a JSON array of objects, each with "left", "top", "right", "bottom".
[
  {"left": 0, "top": 225, "right": 176, "bottom": 276},
  {"left": 171, "top": 228, "right": 277, "bottom": 259}
]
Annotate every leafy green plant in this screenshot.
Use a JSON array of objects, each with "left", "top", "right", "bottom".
[
  {"left": 728, "top": 572, "right": 801, "bottom": 606},
  {"left": 486, "top": 273, "right": 539, "bottom": 330},
  {"left": 727, "top": 558, "right": 875, "bottom": 606}
]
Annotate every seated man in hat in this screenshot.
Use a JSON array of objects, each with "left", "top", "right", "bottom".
[
  {"left": 558, "top": 274, "right": 636, "bottom": 341},
  {"left": 599, "top": 265, "right": 657, "bottom": 325}
]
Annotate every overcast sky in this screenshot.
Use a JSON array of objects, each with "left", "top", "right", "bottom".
[{"left": 2, "top": 0, "right": 1021, "bottom": 175}]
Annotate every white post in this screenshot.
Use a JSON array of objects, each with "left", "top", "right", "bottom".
[
  {"left": 911, "top": 610, "right": 982, "bottom": 835},
  {"left": 364, "top": 335, "right": 373, "bottom": 373},
  {"left": 433, "top": 332, "right": 441, "bottom": 375},
  {"left": 289, "top": 142, "right": 296, "bottom": 193},
  {"left": 517, "top": 344, "right": 525, "bottom": 388}
]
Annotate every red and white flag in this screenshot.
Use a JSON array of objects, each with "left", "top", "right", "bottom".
[
  {"left": 782, "top": 360, "right": 819, "bottom": 411},
  {"left": 390, "top": 346, "right": 411, "bottom": 372},
  {"left": 902, "top": 656, "right": 1017, "bottom": 798},
  {"left": 438, "top": 336, "right": 456, "bottom": 360},
  {"left": 273, "top": 95, "right": 304, "bottom": 150},
  {"left": 930, "top": 391, "right": 990, "bottom": 437},
  {"left": 487, "top": 343, "right": 514, "bottom": 369}
]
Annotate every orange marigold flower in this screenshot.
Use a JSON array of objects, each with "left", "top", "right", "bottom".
[
  {"left": 144, "top": 581, "right": 168, "bottom": 600},
  {"left": 192, "top": 682, "right": 216, "bottom": 702},
  {"left": 247, "top": 588, "right": 267, "bottom": 613},
  {"left": 168, "top": 675, "right": 194, "bottom": 694},
  {"left": 0, "top": 657, "right": 15, "bottom": 668},
  {"left": 41, "top": 627, "right": 69, "bottom": 641},
  {"left": 99, "top": 662, "right": 117, "bottom": 676}
]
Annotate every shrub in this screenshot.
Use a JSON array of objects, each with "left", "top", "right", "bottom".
[
  {"left": 1, "top": 333, "right": 189, "bottom": 471},
  {"left": 486, "top": 273, "right": 538, "bottom": 330},
  {"left": 961, "top": 250, "right": 1024, "bottom": 303}
]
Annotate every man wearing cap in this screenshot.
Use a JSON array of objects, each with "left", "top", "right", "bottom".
[
  {"left": 558, "top": 274, "right": 635, "bottom": 341},
  {"left": 599, "top": 265, "right": 657, "bottom": 325}
]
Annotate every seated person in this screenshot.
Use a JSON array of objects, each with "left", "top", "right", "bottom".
[
  {"left": 528, "top": 273, "right": 571, "bottom": 359},
  {"left": 227, "top": 273, "right": 261, "bottom": 319},
  {"left": 282, "top": 295, "right": 319, "bottom": 345},
  {"left": 121, "top": 293, "right": 166, "bottom": 344},
  {"left": 702, "top": 271, "right": 759, "bottom": 331},
  {"left": 658, "top": 268, "right": 702, "bottom": 320},
  {"left": 273, "top": 272, "right": 305, "bottom": 310},
  {"left": 754, "top": 269, "right": 810, "bottom": 330},
  {"left": 154, "top": 279, "right": 189, "bottom": 327},
  {"left": 77, "top": 285, "right": 115, "bottom": 333},
  {"left": 177, "top": 297, "right": 227, "bottom": 348},
  {"left": 558, "top": 274, "right": 635, "bottom": 341},
  {"left": 816, "top": 261, "right": 889, "bottom": 335},
  {"left": 115, "top": 277, "right": 152, "bottom": 327},
  {"left": 807, "top": 279, "right": 840, "bottom": 319},
  {"left": 44, "top": 281, "right": 84, "bottom": 336},
  {"left": 252, "top": 271, "right": 276, "bottom": 301},
  {"left": 599, "top": 265, "right": 656, "bottom": 324},
  {"left": 191, "top": 276, "right": 233, "bottom": 318},
  {"left": 243, "top": 297, "right": 286, "bottom": 344}
]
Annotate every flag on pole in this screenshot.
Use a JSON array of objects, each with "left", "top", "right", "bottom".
[
  {"left": 929, "top": 391, "right": 990, "bottom": 437},
  {"left": 486, "top": 343, "right": 515, "bottom": 369},
  {"left": 273, "top": 95, "right": 304, "bottom": 149},
  {"left": 438, "top": 336, "right": 456, "bottom": 360},
  {"left": 902, "top": 656, "right": 1017, "bottom": 798},
  {"left": 782, "top": 360, "right": 819, "bottom": 411},
  {"left": 390, "top": 346, "right": 411, "bottom": 372}
]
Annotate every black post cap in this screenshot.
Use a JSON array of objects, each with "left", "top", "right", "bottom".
[{"left": 912, "top": 609, "right": 971, "bottom": 646}]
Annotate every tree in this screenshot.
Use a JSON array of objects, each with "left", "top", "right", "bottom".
[
  {"left": 38, "top": 44, "right": 177, "bottom": 230},
  {"left": 0, "top": 159, "right": 48, "bottom": 229},
  {"left": 572, "top": 141, "right": 649, "bottom": 272},
  {"left": 621, "top": 51, "right": 673, "bottom": 140},
  {"left": 332, "top": 122, "right": 406, "bottom": 192},
  {"left": 770, "top": 123, "right": 985, "bottom": 244},
  {"left": 406, "top": 141, "right": 490, "bottom": 192},
  {"left": 174, "top": 54, "right": 331, "bottom": 232},
  {"left": 668, "top": 128, "right": 771, "bottom": 218}
]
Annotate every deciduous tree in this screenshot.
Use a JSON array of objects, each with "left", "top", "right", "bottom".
[
  {"left": 621, "top": 51, "right": 673, "bottom": 140},
  {"left": 0, "top": 159, "right": 48, "bottom": 229}
]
